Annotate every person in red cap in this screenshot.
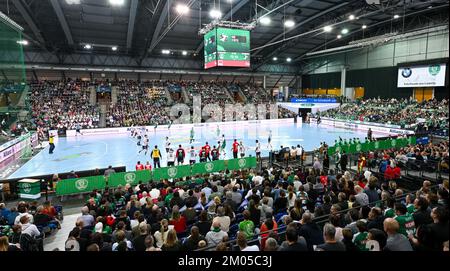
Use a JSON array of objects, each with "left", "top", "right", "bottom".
[{"left": 144, "top": 161, "right": 152, "bottom": 171}]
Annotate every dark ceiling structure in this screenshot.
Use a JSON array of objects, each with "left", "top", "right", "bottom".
[{"left": 0, "top": 0, "right": 448, "bottom": 70}]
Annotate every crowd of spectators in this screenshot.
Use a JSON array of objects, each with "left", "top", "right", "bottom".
[
  {"left": 106, "top": 80, "right": 170, "bottom": 127},
  {"left": 2, "top": 156, "right": 447, "bottom": 251},
  {"left": 25, "top": 79, "right": 293, "bottom": 132},
  {"left": 29, "top": 80, "right": 100, "bottom": 134},
  {"left": 240, "top": 84, "right": 272, "bottom": 104},
  {"left": 318, "top": 98, "right": 448, "bottom": 134},
  {"left": 185, "top": 81, "right": 234, "bottom": 106}
]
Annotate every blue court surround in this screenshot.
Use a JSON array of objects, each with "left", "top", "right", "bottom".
[{"left": 8, "top": 121, "right": 381, "bottom": 179}]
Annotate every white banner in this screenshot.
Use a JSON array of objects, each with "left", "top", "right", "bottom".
[
  {"left": 311, "top": 118, "right": 414, "bottom": 136},
  {"left": 0, "top": 133, "right": 38, "bottom": 164},
  {"left": 66, "top": 118, "right": 295, "bottom": 137},
  {"left": 398, "top": 64, "right": 447, "bottom": 87}
]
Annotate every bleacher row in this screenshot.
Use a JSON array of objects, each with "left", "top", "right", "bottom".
[{"left": 1, "top": 141, "right": 448, "bottom": 251}]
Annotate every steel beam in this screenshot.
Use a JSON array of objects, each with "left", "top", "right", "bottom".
[
  {"left": 126, "top": 0, "right": 139, "bottom": 49},
  {"left": 147, "top": 0, "right": 170, "bottom": 55},
  {"left": 251, "top": 1, "right": 350, "bottom": 57},
  {"left": 195, "top": 0, "right": 250, "bottom": 54},
  {"left": 49, "top": 0, "right": 74, "bottom": 45},
  {"left": 11, "top": 0, "right": 45, "bottom": 44}
]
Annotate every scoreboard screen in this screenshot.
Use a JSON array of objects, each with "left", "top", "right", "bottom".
[{"left": 204, "top": 27, "right": 250, "bottom": 69}]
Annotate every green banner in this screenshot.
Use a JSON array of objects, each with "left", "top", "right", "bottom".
[
  {"left": 153, "top": 165, "right": 192, "bottom": 181},
  {"left": 56, "top": 175, "right": 106, "bottom": 196},
  {"left": 108, "top": 170, "right": 152, "bottom": 187},
  {"left": 192, "top": 160, "right": 226, "bottom": 175},
  {"left": 227, "top": 157, "right": 257, "bottom": 171},
  {"left": 328, "top": 136, "right": 417, "bottom": 155},
  {"left": 18, "top": 181, "right": 40, "bottom": 195}
]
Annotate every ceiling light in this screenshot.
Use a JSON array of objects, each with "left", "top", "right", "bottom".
[
  {"left": 16, "top": 40, "right": 28, "bottom": 45},
  {"left": 286, "top": 57, "right": 292, "bottom": 62},
  {"left": 337, "top": 34, "right": 342, "bottom": 39},
  {"left": 111, "top": 46, "right": 117, "bottom": 51},
  {"left": 109, "top": 0, "right": 124, "bottom": 6},
  {"left": 341, "top": 28, "right": 349, "bottom": 34},
  {"left": 162, "top": 49, "right": 171, "bottom": 54},
  {"left": 273, "top": 57, "right": 278, "bottom": 61},
  {"left": 182, "top": 50, "right": 188, "bottom": 56},
  {"left": 362, "top": 25, "right": 367, "bottom": 29},
  {"left": 323, "top": 25, "right": 332, "bottom": 32},
  {"left": 84, "top": 44, "right": 92, "bottom": 49},
  {"left": 209, "top": 9, "right": 222, "bottom": 19},
  {"left": 393, "top": 14, "right": 400, "bottom": 19},
  {"left": 259, "top": 16, "right": 271, "bottom": 25},
  {"left": 176, "top": 4, "right": 189, "bottom": 15},
  {"left": 284, "top": 19, "right": 295, "bottom": 28},
  {"left": 349, "top": 14, "right": 355, "bottom": 20},
  {"left": 65, "top": 0, "right": 81, "bottom": 4}
]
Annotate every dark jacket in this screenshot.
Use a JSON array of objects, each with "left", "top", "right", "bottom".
[{"left": 298, "top": 222, "right": 324, "bottom": 251}]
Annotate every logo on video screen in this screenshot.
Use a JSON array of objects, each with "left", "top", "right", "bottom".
[{"left": 401, "top": 68, "right": 412, "bottom": 78}]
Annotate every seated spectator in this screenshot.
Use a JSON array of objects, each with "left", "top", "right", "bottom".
[
  {"left": 19, "top": 215, "right": 40, "bottom": 238},
  {"left": 278, "top": 224, "right": 308, "bottom": 251},
  {"left": 112, "top": 230, "right": 133, "bottom": 251},
  {"left": 341, "top": 228, "right": 359, "bottom": 251},
  {"left": 195, "top": 210, "right": 212, "bottom": 237},
  {"left": 168, "top": 206, "right": 186, "bottom": 234},
  {"left": 316, "top": 223, "right": 346, "bottom": 251},
  {"left": 383, "top": 218, "right": 413, "bottom": 251},
  {"left": 298, "top": 212, "right": 324, "bottom": 251},
  {"left": 145, "top": 235, "right": 161, "bottom": 251},
  {"left": 78, "top": 206, "right": 94, "bottom": 228},
  {"left": 154, "top": 219, "right": 169, "bottom": 248},
  {"left": 205, "top": 220, "right": 228, "bottom": 250},
  {"left": 132, "top": 222, "right": 149, "bottom": 251},
  {"left": 238, "top": 210, "right": 255, "bottom": 240},
  {"left": 161, "top": 229, "right": 182, "bottom": 251},
  {"left": 182, "top": 226, "right": 206, "bottom": 251},
  {"left": 264, "top": 237, "right": 279, "bottom": 251},
  {"left": 260, "top": 212, "right": 278, "bottom": 250},
  {"left": 237, "top": 232, "right": 259, "bottom": 251}
]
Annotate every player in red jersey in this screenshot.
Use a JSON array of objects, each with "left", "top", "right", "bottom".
[
  {"left": 204, "top": 142, "right": 211, "bottom": 161},
  {"left": 136, "top": 161, "right": 144, "bottom": 171},
  {"left": 176, "top": 145, "right": 185, "bottom": 165},
  {"left": 144, "top": 161, "right": 152, "bottom": 170},
  {"left": 232, "top": 139, "right": 239, "bottom": 159}
]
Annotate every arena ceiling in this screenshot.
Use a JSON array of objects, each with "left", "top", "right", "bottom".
[{"left": 1, "top": 0, "right": 449, "bottom": 68}]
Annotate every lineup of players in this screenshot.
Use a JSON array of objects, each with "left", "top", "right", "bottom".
[{"left": 130, "top": 126, "right": 275, "bottom": 169}]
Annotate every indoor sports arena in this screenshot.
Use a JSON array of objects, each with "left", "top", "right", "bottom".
[{"left": 0, "top": 0, "right": 448, "bottom": 259}]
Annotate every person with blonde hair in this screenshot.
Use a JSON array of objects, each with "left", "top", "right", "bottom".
[
  {"left": 383, "top": 218, "right": 413, "bottom": 251},
  {"left": 0, "top": 236, "right": 19, "bottom": 251},
  {"left": 161, "top": 229, "right": 181, "bottom": 251},
  {"left": 169, "top": 206, "right": 186, "bottom": 234},
  {"left": 154, "top": 219, "right": 169, "bottom": 248}
]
